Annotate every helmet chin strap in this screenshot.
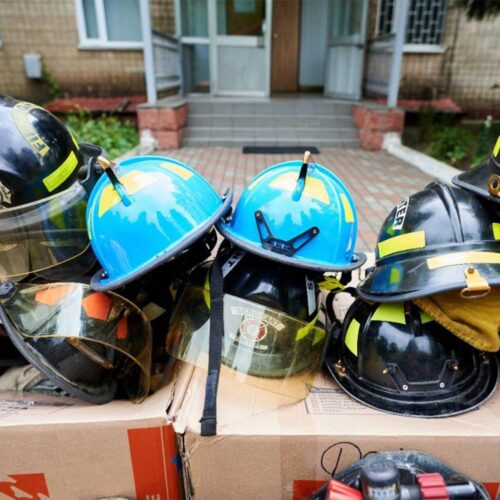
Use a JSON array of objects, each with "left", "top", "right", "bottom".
[{"left": 200, "top": 253, "right": 224, "bottom": 436}]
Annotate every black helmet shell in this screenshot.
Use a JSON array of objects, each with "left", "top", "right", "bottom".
[
  {"left": 0, "top": 94, "right": 83, "bottom": 207},
  {"left": 453, "top": 138, "right": 500, "bottom": 205},
  {"left": 358, "top": 182, "right": 500, "bottom": 302},
  {"left": 326, "top": 299, "right": 498, "bottom": 417}
]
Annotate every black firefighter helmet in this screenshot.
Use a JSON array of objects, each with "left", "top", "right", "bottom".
[
  {"left": 0, "top": 95, "right": 106, "bottom": 281},
  {"left": 453, "top": 135, "right": 500, "bottom": 206},
  {"left": 325, "top": 298, "right": 498, "bottom": 418},
  {"left": 0, "top": 281, "right": 152, "bottom": 404},
  {"left": 310, "top": 451, "right": 489, "bottom": 500},
  {"left": 358, "top": 182, "right": 500, "bottom": 302},
  {"left": 166, "top": 247, "right": 327, "bottom": 395}
]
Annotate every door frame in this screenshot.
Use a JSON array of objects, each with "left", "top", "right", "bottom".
[
  {"left": 175, "top": 0, "right": 273, "bottom": 97},
  {"left": 323, "top": 0, "right": 369, "bottom": 100}
]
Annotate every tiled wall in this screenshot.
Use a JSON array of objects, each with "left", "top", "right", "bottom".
[{"left": 0, "top": 0, "right": 175, "bottom": 102}]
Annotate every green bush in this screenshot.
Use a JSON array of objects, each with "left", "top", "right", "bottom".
[
  {"left": 65, "top": 112, "right": 138, "bottom": 159},
  {"left": 428, "top": 127, "right": 470, "bottom": 165}
]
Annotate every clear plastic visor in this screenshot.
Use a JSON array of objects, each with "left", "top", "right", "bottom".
[
  {"left": 0, "top": 183, "right": 90, "bottom": 280},
  {"left": 0, "top": 283, "right": 152, "bottom": 402},
  {"left": 166, "top": 286, "right": 327, "bottom": 399}
]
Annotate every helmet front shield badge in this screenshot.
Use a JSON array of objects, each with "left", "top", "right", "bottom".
[{"left": 0, "top": 282, "right": 152, "bottom": 404}]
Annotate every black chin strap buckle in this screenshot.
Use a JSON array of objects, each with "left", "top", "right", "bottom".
[{"left": 255, "top": 211, "right": 319, "bottom": 257}]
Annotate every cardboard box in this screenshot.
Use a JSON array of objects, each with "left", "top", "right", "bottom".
[
  {"left": 173, "top": 363, "right": 500, "bottom": 499},
  {"left": 0, "top": 361, "right": 187, "bottom": 499}
]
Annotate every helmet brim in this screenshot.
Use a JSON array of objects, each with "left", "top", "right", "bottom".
[
  {"left": 91, "top": 189, "right": 233, "bottom": 291},
  {"left": 453, "top": 159, "right": 500, "bottom": 205},
  {"left": 358, "top": 243, "right": 500, "bottom": 302},
  {"left": 325, "top": 354, "right": 498, "bottom": 418},
  {"left": 217, "top": 222, "right": 367, "bottom": 272}
]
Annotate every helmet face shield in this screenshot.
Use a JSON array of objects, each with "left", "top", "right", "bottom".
[
  {"left": 166, "top": 286, "right": 327, "bottom": 399},
  {"left": 0, "top": 283, "right": 152, "bottom": 403},
  {"left": 0, "top": 183, "right": 91, "bottom": 280}
]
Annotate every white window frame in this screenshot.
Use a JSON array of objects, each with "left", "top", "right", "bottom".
[
  {"left": 376, "top": 0, "right": 446, "bottom": 54},
  {"left": 75, "top": 0, "right": 144, "bottom": 50}
]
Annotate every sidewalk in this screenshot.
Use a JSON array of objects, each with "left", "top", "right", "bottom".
[{"left": 159, "top": 147, "right": 434, "bottom": 252}]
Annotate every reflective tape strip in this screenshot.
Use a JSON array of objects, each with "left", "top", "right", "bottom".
[
  {"left": 377, "top": 231, "right": 426, "bottom": 258},
  {"left": 269, "top": 172, "right": 330, "bottom": 204},
  {"left": 98, "top": 170, "right": 155, "bottom": 217},
  {"left": 371, "top": 303, "right": 406, "bottom": 324},
  {"left": 427, "top": 251, "right": 500, "bottom": 269},
  {"left": 340, "top": 193, "right": 354, "bottom": 223},
  {"left": 42, "top": 151, "right": 79, "bottom": 192},
  {"left": 160, "top": 162, "right": 193, "bottom": 180},
  {"left": 493, "top": 223, "right": 500, "bottom": 240},
  {"left": 494, "top": 136, "right": 500, "bottom": 157},
  {"left": 420, "top": 311, "right": 433, "bottom": 324},
  {"left": 318, "top": 276, "right": 344, "bottom": 291},
  {"left": 345, "top": 319, "right": 360, "bottom": 356},
  {"left": 82, "top": 292, "right": 112, "bottom": 320},
  {"left": 295, "top": 312, "right": 321, "bottom": 342}
]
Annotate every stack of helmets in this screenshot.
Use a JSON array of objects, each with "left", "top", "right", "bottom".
[
  {"left": 166, "top": 151, "right": 366, "bottom": 435},
  {"left": 0, "top": 96, "right": 152, "bottom": 404},
  {"left": 326, "top": 137, "right": 500, "bottom": 418}
]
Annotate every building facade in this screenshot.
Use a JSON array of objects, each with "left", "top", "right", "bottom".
[{"left": 0, "top": 0, "right": 498, "bottom": 113}]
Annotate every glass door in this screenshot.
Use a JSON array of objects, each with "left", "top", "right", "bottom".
[
  {"left": 180, "top": 0, "right": 211, "bottom": 94},
  {"left": 211, "top": 0, "right": 272, "bottom": 96},
  {"left": 324, "top": 0, "right": 368, "bottom": 100}
]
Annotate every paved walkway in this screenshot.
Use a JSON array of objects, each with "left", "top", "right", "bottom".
[{"left": 159, "top": 147, "right": 434, "bottom": 252}]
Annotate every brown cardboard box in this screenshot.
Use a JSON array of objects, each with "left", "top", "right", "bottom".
[
  {"left": 173, "top": 363, "right": 500, "bottom": 499},
  {"left": 0, "top": 361, "right": 189, "bottom": 500}
]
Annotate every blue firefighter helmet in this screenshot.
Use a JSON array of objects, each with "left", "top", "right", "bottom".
[
  {"left": 217, "top": 153, "right": 365, "bottom": 271},
  {"left": 87, "top": 156, "right": 232, "bottom": 291}
]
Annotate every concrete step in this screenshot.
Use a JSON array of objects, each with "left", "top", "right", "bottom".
[
  {"left": 187, "top": 114, "right": 355, "bottom": 128},
  {"left": 187, "top": 101, "right": 353, "bottom": 116},
  {"left": 184, "top": 126, "right": 359, "bottom": 141},
  {"left": 182, "top": 136, "right": 361, "bottom": 148}
]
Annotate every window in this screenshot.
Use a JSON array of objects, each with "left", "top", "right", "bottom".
[
  {"left": 377, "top": 0, "right": 447, "bottom": 52},
  {"left": 76, "top": 0, "right": 143, "bottom": 49}
]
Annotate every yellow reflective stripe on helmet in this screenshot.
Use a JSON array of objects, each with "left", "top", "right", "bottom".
[
  {"left": 98, "top": 170, "right": 156, "bottom": 217},
  {"left": 42, "top": 151, "right": 79, "bottom": 192},
  {"left": 494, "top": 136, "right": 500, "bottom": 157},
  {"left": 493, "top": 223, "right": 500, "bottom": 240},
  {"left": 340, "top": 193, "right": 354, "bottom": 223},
  {"left": 427, "top": 251, "right": 500, "bottom": 269},
  {"left": 248, "top": 169, "right": 277, "bottom": 191},
  {"left": 269, "top": 172, "right": 330, "bottom": 204},
  {"left": 377, "top": 231, "right": 426, "bottom": 258},
  {"left": 345, "top": 318, "right": 360, "bottom": 356},
  {"left": 160, "top": 162, "right": 193, "bottom": 180},
  {"left": 420, "top": 311, "right": 433, "bottom": 324},
  {"left": 371, "top": 303, "right": 406, "bottom": 324}
]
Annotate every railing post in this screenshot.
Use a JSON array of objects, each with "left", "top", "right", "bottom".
[
  {"left": 387, "top": 0, "right": 409, "bottom": 108},
  {"left": 140, "top": 0, "right": 157, "bottom": 105}
]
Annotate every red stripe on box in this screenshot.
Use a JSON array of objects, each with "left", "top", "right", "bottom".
[
  {"left": 128, "top": 425, "right": 180, "bottom": 500},
  {"left": 293, "top": 480, "right": 325, "bottom": 499},
  {"left": 483, "top": 483, "right": 500, "bottom": 498}
]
